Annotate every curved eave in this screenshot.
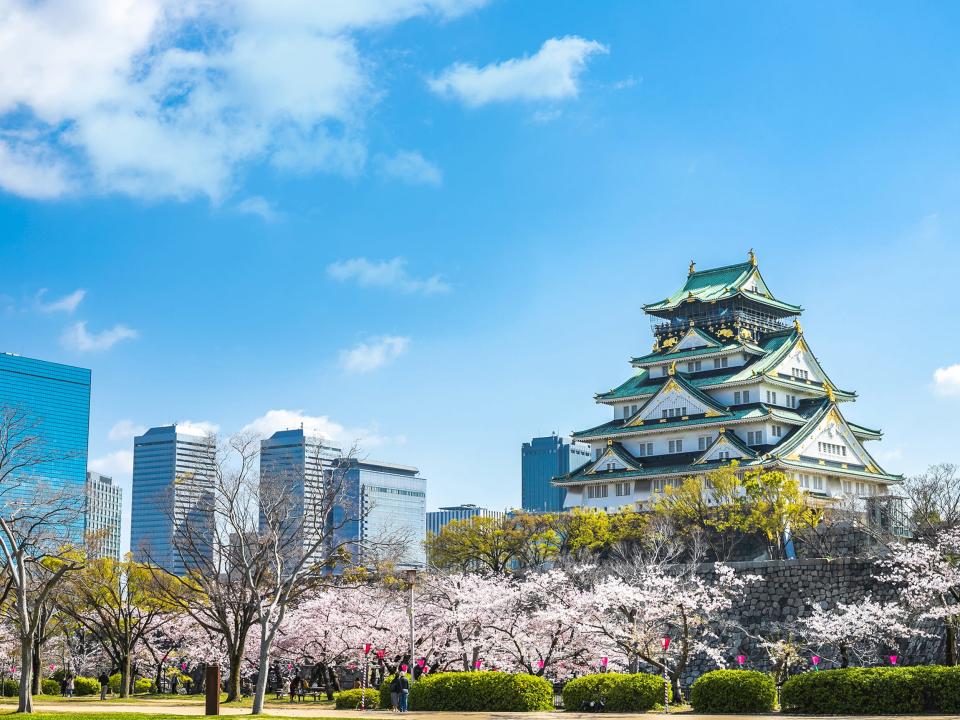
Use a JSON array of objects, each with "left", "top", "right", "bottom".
[
  {"left": 643, "top": 290, "right": 802, "bottom": 316},
  {"left": 630, "top": 342, "right": 763, "bottom": 368}
]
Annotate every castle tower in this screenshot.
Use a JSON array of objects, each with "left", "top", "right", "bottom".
[{"left": 556, "top": 252, "right": 900, "bottom": 511}]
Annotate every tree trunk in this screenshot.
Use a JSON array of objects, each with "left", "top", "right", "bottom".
[
  {"left": 947, "top": 619, "right": 957, "bottom": 667},
  {"left": 120, "top": 654, "right": 131, "bottom": 698},
  {"left": 18, "top": 635, "right": 33, "bottom": 713},
  {"left": 840, "top": 642, "right": 849, "bottom": 668},
  {"left": 251, "top": 623, "right": 271, "bottom": 715},
  {"left": 31, "top": 637, "right": 41, "bottom": 696},
  {"left": 225, "top": 650, "right": 242, "bottom": 703}
]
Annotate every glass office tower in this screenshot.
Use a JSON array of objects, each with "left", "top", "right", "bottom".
[
  {"left": 131, "top": 425, "right": 216, "bottom": 575},
  {"left": 0, "top": 352, "right": 90, "bottom": 542},
  {"left": 427, "top": 504, "right": 505, "bottom": 536},
  {"left": 85, "top": 472, "right": 122, "bottom": 560},
  {"left": 521, "top": 434, "right": 591, "bottom": 512}
]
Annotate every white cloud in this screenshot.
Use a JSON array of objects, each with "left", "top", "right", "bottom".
[
  {"left": 327, "top": 257, "right": 450, "bottom": 295},
  {"left": 376, "top": 150, "right": 442, "bottom": 186},
  {"left": 236, "top": 195, "right": 281, "bottom": 221},
  {"left": 428, "top": 36, "right": 608, "bottom": 107},
  {"left": 339, "top": 335, "right": 410, "bottom": 373},
  {"left": 0, "top": 0, "right": 490, "bottom": 201},
  {"left": 61, "top": 321, "right": 138, "bottom": 352},
  {"left": 89, "top": 450, "right": 134, "bottom": 479},
  {"left": 933, "top": 364, "right": 960, "bottom": 396},
  {"left": 242, "top": 408, "right": 404, "bottom": 449},
  {"left": 176, "top": 420, "right": 221, "bottom": 437},
  {"left": 108, "top": 419, "right": 147, "bottom": 442},
  {"left": 36, "top": 288, "right": 86, "bottom": 313}
]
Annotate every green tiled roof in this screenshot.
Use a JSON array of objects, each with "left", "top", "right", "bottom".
[
  {"left": 597, "top": 368, "right": 739, "bottom": 401},
  {"left": 643, "top": 261, "right": 802, "bottom": 315},
  {"left": 630, "top": 340, "right": 762, "bottom": 366},
  {"left": 848, "top": 421, "right": 882, "bottom": 439},
  {"left": 575, "top": 406, "right": 763, "bottom": 440},
  {"left": 693, "top": 429, "right": 757, "bottom": 464}
]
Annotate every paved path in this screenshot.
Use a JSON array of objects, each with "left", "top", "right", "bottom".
[{"left": 21, "top": 702, "right": 960, "bottom": 720}]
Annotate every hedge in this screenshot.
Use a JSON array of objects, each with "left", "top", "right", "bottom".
[
  {"left": 562, "top": 673, "right": 669, "bottom": 712},
  {"left": 781, "top": 666, "right": 960, "bottom": 714},
  {"left": 690, "top": 670, "right": 775, "bottom": 713},
  {"left": 134, "top": 678, "right": 155, "bottom": 694},
  {"left": 408, "top": 671, "right": 553, "bottom": 711},
  {"left": 2, "top": 679, "right": 17, "bottom": 696},
  {"left": 335, "top": 688, "right": 382, "bottom": 709},
  {"left": 74, "top": 676, "right": 101, "bottom": 696},
  {"left": 41, "top": 679, "right": 60, "bottom": 695}
]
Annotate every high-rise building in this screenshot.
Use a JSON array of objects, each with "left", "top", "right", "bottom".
[
  {"left": 340, "top": 458, "right": 427, "bottom": 568},
  {"left": 259, "top": 429, "right": 342, "bottom": 561},
  {"left": 0, "top": 352, "right": 90, "bottom": 542},
  {"left": 555, "top": 252, "right": 901, "bottom": 513},
  {"left": 521, "top": 434, "right": 591, "bottom": 512},
  {"left": 131, "top": 425, "right": 216, "bottom": 575},
  {"left": 427, "top": 504, "right": 505, "bottom": 536},
  {"left": 84, "top": 472, "right": 122, "bottom": 560}
]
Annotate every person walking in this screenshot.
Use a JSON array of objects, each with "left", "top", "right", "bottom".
[
  {"left": 98, "top": 671, "right": 110, "bottom": 700},
  {"left": 389, "top": 673, "right": 401, "bottom": 712},
  {"left": 397, "top": 673, "right": 410, "bottom": 713},
  {"left": 66, "top": 675, "right": 75, "bottom": 698}
]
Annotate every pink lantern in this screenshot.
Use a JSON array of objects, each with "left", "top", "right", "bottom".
[
  {"left": 287, "top": 663, "right": 292, "bottom": 671},
  {"left": 736, "top": 655, "right": 746, "bottom": 668},
  {"left": 422, "top": 666, "right": 430, "bottom": 675},
  {"left": 376, "top": 649, "right": 385, "bottom": 660},
  {"left": 889, "top": 655, "right": 898, "bottom": 666},
  {"left": 417, "top": 659, "right": 425, "bottom": 668},
  {"left": 661, "top": 636, "right": 671, "bottom": 651},
  {"left": 10, "top": 667, "right": 15, "bottom": 673},
  {"left": 474, "top": 660, "right": 483, "bottom": 670},
  {"left": 49, "top": 664, "right": 56, "bottom": 672},
  {"left": 401, "top": 664, "right": 408, "bottom": 672},
  {"left": 537, "top": 660, "right": 544, "bottom": 669},
  {"left": 811, "top": 655, "right": 820, "bottom": 670},
  {"left": 600, "top": 657, "right": 608, "bottom": 667},
  {"left": 181, "top": 662, "right": 187, "bottom": 671},
  {"left": 364, "top": 643, "right": 372, "bottom": 655}
]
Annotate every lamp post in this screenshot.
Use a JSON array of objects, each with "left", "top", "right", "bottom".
[
  {"left": 661, "top": 636, "right": 671, "bottom": 713},
  {"left": 361, "top": 643, "right": 372, "bottom": 710},
  {"left": 405, "top": 568, "right": 418, "bottom": 684}
]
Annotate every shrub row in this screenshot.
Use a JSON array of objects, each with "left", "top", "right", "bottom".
[
  {"left": 781, "top": 666, "right": 960, "bottom": 714},
  {"left": 562, "top": 673, "right": 668, "bottom": 712},
  {"left": 41, "top": 678, "right": 60, "bottom": 695},
  {"left": 388, "top": 672, "right": 553, "bottom": 711},
  {"left": 335, "top": 688, "right": 382, "bottom": 709},
  {"left": 690, "top": 670, "right": 776, "bottom": 713}
]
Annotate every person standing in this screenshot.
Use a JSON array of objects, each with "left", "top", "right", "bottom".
[
  {"left": 66, "top": 675, "right": 75, "bottom": 698},
  {"left": 98, "top": 671, "right": 110, "bottom": 700},
  {"left": 398, "top": 673, "right": 410, "bottom": 713},
  {"left": 389, "top": 673, "right": 401, "bottom": 712}
]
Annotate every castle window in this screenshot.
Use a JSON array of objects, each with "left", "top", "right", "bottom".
[
  {"left": 747, "top": 430, "right": 764, "bottom": 445},
  {"left": 623, "top": 406, "right": 631, "bottom": 418},
  {"left": 718, "top": 451, "right": 730, "bottom": 460},
  {"left": 687, "top": 360, "right": 702, "bottom": 372},
  {"left": 843, "top": 480, "right": 853, "bottom": 494},
  {"left": 637, "top": 442, "right": 654, "bottom": 457},
  {"left": 766, "top": 390, "right": 778, "bottom": 405},
  {"left": 772, "top": 425, "right": 783, "bottom": 438},
  {"left": 606, "top": 462, "right": 615, "bottom": 471},
  {"left": 786, "top": 394, "right": 797, "bottom": 408},
  {"left": 698, "top": 435, "right": 712, "bottom": 450},
  {"left": 818, "top": 442, "right": 846, "bottom": 456},
  {"left": 587, "top": 485, "right": 609, "bottom": 499},
  {"left": 792, "top": 368, "right": 809, "bottom": 380},
  {"left": 668, "top": 439, "right": 683, "bottom": 453},
  {"left": 713, "top": 356, "right": 729, "bottom": 369},
  {"left": 615, "top": 482, "right": 630, "bottom": 496},
  {"left": 856, "top": 482, "right": 866, "bottom": 497}
]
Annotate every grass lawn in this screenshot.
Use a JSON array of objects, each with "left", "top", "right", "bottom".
[
  {"left": 0, "top": 714, "right": 340, "bottom": 720},
  {"left": 0, "top": 693, "right": 338, "bottom": 710}
]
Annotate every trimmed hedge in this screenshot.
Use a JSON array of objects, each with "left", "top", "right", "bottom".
[
  {"left": 562, "top": 673, "right": 669, "bottom": 712},
  {"left": 409, "top": 671, "right": 553, "bottom": 711},
  {"left": 781, "top": 666, "right": 960, "bottom": 714},
  {"left": 335, "top": 688, "right": 382, "bottom": 709},
  {"left": 41, "top": 678, "right": 60, "bottom": 695},
  {"left": 134, "top": 677, "right": 155, "bottom": 694},
  {"left": 2, "top": 679, "right": 18, "bottom": 696},
  {"left": 690, "top": 670, "right": 775, "bottom": 713},
  {"left": 74, "top": 676, "right": 101, "bottom": 696}
]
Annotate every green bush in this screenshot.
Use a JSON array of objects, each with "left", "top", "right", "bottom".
[
  {"left": 73, "top": 676, "right": 101, "bottom": 696},
  {"left": 134, "top": 677, "right": 155, "bottom": 694},
  {"left": 781, "top": 666, "right": 960, "bottom": 714},
  {"left": 335, "top": 688, "right": 382, "bottom": 709},
  {"left": 379, "top": 673, "right": 410, "bottom": 708},
  {"left": 41, "top": 678, "right": 60, "bottom": 695},
  {"left": 562, "top": 673, "right": 669, "bottom": 712},
  {"left": 409, "top": 672, "right": 553, "bottom": 711},
  {"left": 109, "top": 673, "right": 121, "bottom": 693},
  {"left": 690, "top": 670, "right": 775, "bottom": 713},
  {"left": 2, "top": 679, "right": 18, "bottom": 696}
]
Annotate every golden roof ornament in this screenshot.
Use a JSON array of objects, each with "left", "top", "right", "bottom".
[
  {"left": 689, "top": 260, "right": 696, "bottom": 275},
  {"left": 824, "top": 381, "right": 836, "bottom": 403},
  {"left": 668, "top": 360, "right": 677, "bottom": 376},
  {"left": 748, "top": 248, "right": 757, "bottom": 266},
  {"left": 793, "top": 318, "right": 803, "bottom": 334},
  {"left": 607, "top": 439, "right": 613, "bottom": 446}
]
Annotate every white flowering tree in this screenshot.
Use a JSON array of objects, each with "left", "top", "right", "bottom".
[
  {"left": 798, "top": 598, "right": 912, "bottom": 667},
  {"left": 877, "top": 526, "right": 960, "bottom": 665}
]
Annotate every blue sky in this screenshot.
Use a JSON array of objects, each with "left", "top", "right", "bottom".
[{"left": 2, "top": 1, "right": 959, "bottom": 548}]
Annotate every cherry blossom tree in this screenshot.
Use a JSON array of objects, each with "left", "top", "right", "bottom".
[
  {"left": 877, "top": 526, "right": 960, "bottom": 665},
  {"left": 797, "top": 598, "right": 912, "bottom": 667}
]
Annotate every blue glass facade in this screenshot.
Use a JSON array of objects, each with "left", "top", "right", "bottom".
[
  {"left": 521, "top": 434, "right": 591, "bottom": 512},
  {"left": 131, "top": 425, "right": 216, "bottom": 575},
  {"left": 0, "top": 353, "right": 90, "bottom": 542}
]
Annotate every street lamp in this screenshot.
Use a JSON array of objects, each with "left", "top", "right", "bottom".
[
  {"left": 661, "top": 635, "right": 671, "bottom": 713},
  {"left": 404, "top": 567, "right": 418, "bottom": 684}
]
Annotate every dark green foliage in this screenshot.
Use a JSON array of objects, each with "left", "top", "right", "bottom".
[
  {"left": 73, "top": 676, "right": 101, "bottom": 696},
  {"left": 335, "top": 688, "right": 382, "bottom": 709},
  {"left": 41, "top": 678, "right": 60, "bottom": 695},
  {"left": 2, "top": 678, "right": 18, "bottom": 696},
  {"left": 561, "top": 673, "right": 669, "bottom": 712},
  {"left": 134, "top": 677, "right": 155, "bottom": 694},
  {"left": 689, "top": 670, "right": 775, "bottom": 713},
  {"left": 408, "top": 671, "right": 553, "bottom": 711},
  {"left": 780, "top": 666, "right": 960, "bottom": 714},
  {"left": 109, "top": 673, "right": 121, "bottom": 693}
]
